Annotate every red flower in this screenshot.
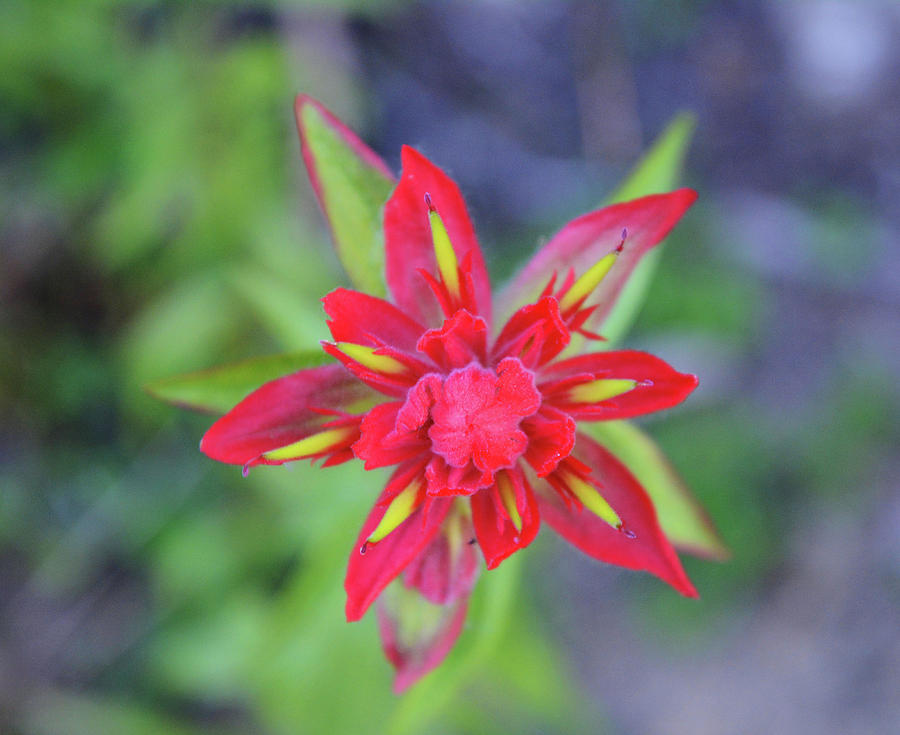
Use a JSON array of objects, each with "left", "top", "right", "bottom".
[{"left": 199, "top": 97, "right": 704, "bottom": 691}]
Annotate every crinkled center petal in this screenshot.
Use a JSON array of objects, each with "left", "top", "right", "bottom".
[{"left": 427, "top": 357, "right": 541, "bottom": 473}]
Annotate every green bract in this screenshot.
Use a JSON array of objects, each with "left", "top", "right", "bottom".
[{"left": 297, "top": 97, "right": 394, "bottom": 297}]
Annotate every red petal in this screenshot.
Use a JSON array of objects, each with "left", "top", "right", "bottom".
[
  {"left": 538, "top": 433, "right": 697, "bottom": 597},
  {"left": 492, "top": 296, "right": 571, "bottom": 368},
  {"left": 494, "top": 357, "right": 543, "bottom": 418},
  {"left": 384, "top": 147, "right": 492, "bottom": 327},
  {"left": 521, "top": 404, "right": 577, "bottom": 476},
  {"left": 471, "top": 470, "right": 540, "bottom": 570},
  {"left": 417, "top": 309, "right": 488, "bottom": 370},
  {"left": 377, "top": 590, "right": 470, "bottom": 694},
  {"left": 425, "top": 455, "right": 494, "bottom": 497},
  {"left": 499, "top": 190, "right": 697, "bottom": 330},
  {"left": 540, "top": 350, "right": 698, "bottom": 420},
  {"left": 200, "top": 365, "right": 371, "bottom": 467},
  {"left": 394, "top": 373, "right": 441, "bottom": 433},
  {"left": 403, "top": 509, "right": 480, "bottom": 605},
  {"left": 323, "top": 288, "right": 427, "bottom": 354},
  {"left": 354, "top": 402, "right": 429, "bottom": 470},
  {"left": 345, "top": 463, "right": 453, "bottom": 621}
]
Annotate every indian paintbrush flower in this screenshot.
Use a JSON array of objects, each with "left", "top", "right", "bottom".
[{"left": 173, "top": 96, "right": 720, "bottom": 692}]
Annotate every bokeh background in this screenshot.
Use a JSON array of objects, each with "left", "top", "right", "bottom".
[{"left": 2, "top": 1, "right": 899, "bottom": 733}]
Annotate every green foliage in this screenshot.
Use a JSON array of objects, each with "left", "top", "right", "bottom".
[
  {"left": 600, "top": 112, "right": 696, "bottom": 345},
  {"left": 298, "top": 99, "right": 395, "bottom": 297},
  {"left": 145, "top": 351, "right": 331, "bottom": 415}
]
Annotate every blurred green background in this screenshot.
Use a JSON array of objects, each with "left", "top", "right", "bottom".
[{"left": 2, "top": 1, "right": 899, "bottom": 733}]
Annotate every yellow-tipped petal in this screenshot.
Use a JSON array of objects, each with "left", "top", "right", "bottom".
[
  {"left": 558, "top": 249, "right": 620, "bottom": 313},
  {"left": 427, "top": 198, "right": 461, "bottom": 297},
  {"left": 367, "top": 481, "right": 423, "bottom": 545},
  {"left": 496, "top": 473, "right": 522, "bottom": 532},
  {"left": 263, "top": 425, "right": 356, "bottom": 462},
  {"left": 565, "top": 471, "right": 621, "bottom": 529},
  {"left": 336, "top": 342, "right": 408, "bottom": 375},
  {"left": 568, "top": 378, "right": 637, "bottom": 404}
]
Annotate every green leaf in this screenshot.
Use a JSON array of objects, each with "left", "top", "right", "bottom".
[
  {"left": 608, "top": 112, "right": 696, "bottom": 205},
  {"left": 600, "top": 112, "right": 696, "bottom": 345},
  {"left": 296, "top": 96, "right": 395, "bottom": 297},
  {"left": 586, "top": 420, "right": 728, "bottom": 560},
  {"left": 145, "top": 351, "right": 330, "bottom": 414}
]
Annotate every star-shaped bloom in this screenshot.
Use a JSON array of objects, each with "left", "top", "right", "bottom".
[{"left": 186, "top": 96, "right": 720, "bottom": 691}]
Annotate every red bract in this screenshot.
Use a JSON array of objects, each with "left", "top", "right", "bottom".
[{"left": 201, "top": 96, "right": 704, "bottom": 691}]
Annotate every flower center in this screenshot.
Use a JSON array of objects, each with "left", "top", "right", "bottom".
[{"left": 427, "top": 357, "right": 541, "bottom": 474}]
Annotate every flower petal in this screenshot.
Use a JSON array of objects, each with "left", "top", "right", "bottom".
[
  {"left": 384, "top": 146, "right": 491, "bottom": 327},
  {"left": 499, "top": 190, "right": 697, "bottom": 331},
  {"left": 540, "top": 350, "right": 698, "bottom": 420},
  {"left": 425, "top": 455, "right": 493, "bottom": 497},
  {"left": 323, "top": 287, "right": 426, "bottom": 354},
  {"left": 345, "top": 463, "right": 454, "bottom": 621},
  {"left": 492, "top": 295, "right": 571, "bottom": 369},
  {"left": 403, "top": 505, "right": 480, "bottom": 605},
  {"left": 521, "top": 404, "right": 577, "bottom": 476},
  {"left": 377, "top": 585, "right": 471, "bottom": 694},
  {"left": 199, "top": 365, "right": 373, "bottom": 468},
  {"left": 537, "top": 433, "right": 697, "bottom": 597},
  {"left": 294, "top": 95, "right": 395, "bottom": 297},
  {"left": 354, "top": 402, "right": 429, "bottom": 470},
  {"left": 471, "top": 470, "right": 540, "bottom": 570},
  {"left": 417, "top": 309, "right": 488, "bottom": 370}
]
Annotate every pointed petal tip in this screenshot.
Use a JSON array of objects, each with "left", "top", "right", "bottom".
[
  {"left": 664, "top": 187, "right": 698, "bottom": 211},
  {"left": 679, "top": 186, "right": 699, "bottom": 204},
  {"left": 345, "top": 597, "right": 364, "bottom": 623},
  {"left": 198, "top": 430, "right": 223, "bottom": 463},
  {"left": 293, "top": 94, "right": 329, "bottom": 140},
  {"left": 662, "top": 547, "right": 700, "bottom": 599},
  {"left": 678, "top": 538, "right": 731, "bottom": 563},
  {"left": 678, "top": 576, "right": 700, "bottom": 599},
  {"left": 293, "top": 92, "right": 313, "bottom": 117},
  {"left": 400, "top": 143, "right": 420, "bottom": 163},
  {"left": 686, "top": 373, "right": 700, "bottom": 395}
]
